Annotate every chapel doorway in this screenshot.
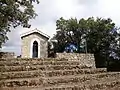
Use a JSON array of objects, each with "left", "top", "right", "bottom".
[{"left": 32, "top": 41, "right": 38, "bottom": 58}]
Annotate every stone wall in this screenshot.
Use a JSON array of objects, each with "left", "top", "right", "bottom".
[
  {"left": 0, "top": 52, "right": 15, "bottom": 58},
  {"left": 56, "top": 53, "right": 96, "bottom": 68}
]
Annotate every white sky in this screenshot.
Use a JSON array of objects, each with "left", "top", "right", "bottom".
[{"left": 2, "top": 0, "right": 120, "bottom": 55}]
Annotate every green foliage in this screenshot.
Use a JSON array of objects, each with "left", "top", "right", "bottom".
[
  {"left": 53, "top": 17, "right": 119, "bottom": 67},
  {"left": 0, "top": 0, "right": 39, "bottom": 47},
  {"left": 55, "top": 17, "right": 83, "bottom": 52}
]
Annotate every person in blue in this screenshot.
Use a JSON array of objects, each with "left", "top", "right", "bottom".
[{"left": 65, "top": 43, "right": 77, "bottom": 53}]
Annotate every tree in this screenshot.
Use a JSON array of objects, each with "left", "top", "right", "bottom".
[
  {"left": 84, "top": 17, "right": 118, "bottom": 67},
  {"left": 53, "top": 17, "right": 119, "bottom": 68},
  {"left": 55, "top": 17, "right": 85, "bottom": 52},
  {"left": 0, "top": 0, "right": 39, "bottom": 47}
]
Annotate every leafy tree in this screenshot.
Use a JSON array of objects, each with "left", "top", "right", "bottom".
[
  {"left": 53, "top": 17, "right": 119, "bottom": 68},
  {"left": 55, "top": 17, "right": 85, "bottom": 52},
  {"left": 84, "top": 17, "right": 118, "bottom": 67},
  {"left": 0, "top": 0, "right": 39, "bottom": 47}
]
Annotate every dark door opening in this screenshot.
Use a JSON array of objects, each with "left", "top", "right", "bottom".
[{"left": 32, "top": 41, "right": 38, "bottom": 58}]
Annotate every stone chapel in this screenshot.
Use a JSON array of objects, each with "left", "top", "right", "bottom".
[{"left": 21, "top": 28, "right": 50, "bottom": 58}]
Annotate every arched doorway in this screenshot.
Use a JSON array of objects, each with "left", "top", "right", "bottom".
[{"left": 32, "top": 41, "right": 38, "bottom": 58}]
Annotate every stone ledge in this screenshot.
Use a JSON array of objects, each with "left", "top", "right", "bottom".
[
  {"left": 0, "top": 65, "right": 92, "bottom": 72},
  {"left": 0, "top": 52, "right": 15, "bottom": 59},
  {"left": 0, "top": 68, "right": 107, "bottom": 80},
  {"left": 56, "top": 53, "right": 95, "bottom": 68},
  {"left": 0, "top": 72, "right": 120, "bottom": 87}
]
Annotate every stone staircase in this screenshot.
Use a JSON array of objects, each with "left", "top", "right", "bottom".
[{"left": 0, "top": 58, "right": 120, "bottom": 90}]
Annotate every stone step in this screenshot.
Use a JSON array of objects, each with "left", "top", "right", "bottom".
[
  {"left": 44, "top": 72, "right": 120, "bottom": 87},
  {"left": 0, "top": 77, "right": 43, "bottom": 87},
  {"left": 44, "top": 68, "right": 107, "bottom": 77},
  {"left": 0, "top": 72, "right": 120, "bottom": 87},
  {"left": 0, "top": 58, "right": 68, "bottom": 62},
  {"left": 44, "top": 80, "right": 120, "bottom": 90},
  {"left": 0, "top": 70, "right": 43, "bottom": 80},
  {"left": 0, "top": 60, "right": 81, "bottom": 66},
  {"left": 0, "top": 65, "right": 92, "bottom": 72},
  {"left": 1, "top": 80, "right": 120, "bottom": 90},
  {"left": 0, "top": 68, "right": 107, "bottom": 79},
  {"left": 0, "top": 86, "right": 43, "bottom": 90}
]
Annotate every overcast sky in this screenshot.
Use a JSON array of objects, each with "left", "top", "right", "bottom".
[{"left": 1, "top": 0, "right": 120, "bottom": 55}]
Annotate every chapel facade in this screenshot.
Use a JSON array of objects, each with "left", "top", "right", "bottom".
[{"left": 21, "top": 28, "right": 50, "bottom": 58}]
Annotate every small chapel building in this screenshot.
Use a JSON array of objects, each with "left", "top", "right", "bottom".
[{"left": 21, "top": 28, "right": 50, "bottom": 58}]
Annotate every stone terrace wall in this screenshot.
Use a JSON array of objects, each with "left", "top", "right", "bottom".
[
  {"left": 0, "top": 52, "right": 15, "bottom": 58},
  {"left": 56, "top": 53, "right": 96, "bottom": 68}
]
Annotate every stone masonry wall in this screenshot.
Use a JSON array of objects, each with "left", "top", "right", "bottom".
[
  {"left": 56, "top": 53, "right": 96, "bottom": 68},
  {"left": 0, "top": 52, "right": 15, "bottom": 58}
]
